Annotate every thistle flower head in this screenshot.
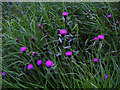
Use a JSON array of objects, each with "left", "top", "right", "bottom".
[
  {"left": 98, "top": 35, "right": 104, "bottom": 39},
  {"left": 94, "top": 58, "right": 98, "bottom": 62},
  {"left": 38, "top": 23, "right": 43, "bottom": 31},
  {"left": 107, "top": 15, "right": 111, "bottom": 18},
  {"left": 16, "top": 38, "right": 18, "bottom": 42},
  {"left": 88, "top": 10, "right": 91, "bottom": 12},
  {"left": 60, "top": 29, "right": 67, "bottom": 35},
  {"left": 21, "top": 47, "right": 27, "bottom": 53},
  {"left": 2, "top": 72, "right": 6, "bottom": 76},
  {"left": 32, "top": 52, "right": 37, "bottom": 56},
  {"left": 28, "top": 64, "right": 33, "bottom": 70},
  {"left": 38, "top": 24, "right": 41, "bottom": 27},
  {"left": 104, "top": 74, "right": 108, "bottom": 79},
  {"left": 37, "top": 60, "right": 42, "bottom": 66},
  {"left": 94, "top": 37, "right": 98, "bottom": 40},
  {"left": 73, "top": 31, "right": 76, "bottom": 35},
  {"left": 66, "top": 51, "right": 72, "bottom": 56},
  {"left": 46, "top": 60, "right": 53, "bottom": 67},
  {"left": 116, "top": 21, "right": 119, "bottom": 24},
  {"left": 62, "top": 12, "right": 68, "bottom": 16},
  {"left": 31, "top": 36, "right": 35, "bottom": 41},
  {"left": 31, "top": 36, "right": 34, "bottom": 39}
]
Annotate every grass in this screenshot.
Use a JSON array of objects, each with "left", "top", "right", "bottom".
[{"left": 1, "top": 2, "right": 120, "bottom": 88}]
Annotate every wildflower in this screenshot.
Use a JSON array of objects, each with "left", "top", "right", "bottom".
[
  {"left": 60, "top": 29, "right": 67, "bottom": 35},
  {"left": 16, "top": 38, "right": 18, "bottom": 42},
  {"left": 88, "top": 10, "right": 91, "bottom": 13},
  {"left": 32, "top": 52, "right": 37, "bottom": 56},
  {"left": 46, "top": 60, "right": 53, "bottom": 67},
  {"left": 94, "top": 58, "right": 98, "bottom": 62},
  {"left": 37, "top": 60, "right": 42, "bottom": 66},
  {"left": 104, "top": 74, "right": 108, "bottom": 79},
  {"left": 38, "top": 23, "right": 41, "bottom": 27},
  {"left": 62, "top": 12, "right": 68, "bottom": 16},
  {"left": 62, "top": 12, "right": 68, "bottom": 28},
  {"left": 98, "top": 35, "right": 104, "bottom": 39},
  {"left": 73, "top": 31, "right": 76, "bottom": 35},
  {"left": 107, "top": 15, "right": 111, "bottom": 18},
  {"left": 6, "top": 36, "right": 8, "bottom": 38},
  {"left": 38, "top": 23, "right": 43, "bottom": 31},
  {"left": 31, "top": 36, "right": 35, "bottom": 41},
  {"left": 94, "top": 37, "right": 98, "bottom": 40},
  {"left": 2, "top": 72, "right": 6, "bottom": 76},
  {"left": 28, "top": 64, "right": 33, "bottom": 70},
  {"left": 21, "top": 47, "right": 27, "bottom": 53},
  {"left": 66, "top": 51, "right": 72, "bottom": 56},
  {"left": 116, "top": 21, "right": 119, "bottom": 25}
]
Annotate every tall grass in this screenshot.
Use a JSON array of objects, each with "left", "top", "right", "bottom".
[{"left": 2, "top": 2, "right": 120, "bottom": 88}]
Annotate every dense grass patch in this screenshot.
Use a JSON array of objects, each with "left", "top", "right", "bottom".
[{"left": 2, "top": 2, "right": 120, "bottom": 88}]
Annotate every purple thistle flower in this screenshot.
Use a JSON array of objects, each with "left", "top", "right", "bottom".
[
  {"left": 37, "top": 60, "right": 42, "bottom": 66},
  {"left": 31, "top": 36, "right": 35, "bottom": 41},
  {"left": 104, "top": 74, "right": 108, "bottom": 79},
  {"left": 38, "top": 23, "right": 43, "bottom": 31},
  {"left": 106, "top": 75, "right": 108, "bottom": 79},
  {"left": 62, "top": 12, "right": 68, "bottom": 16},
  {"left": 2, "top": 72, "right": 6, "bottom": 76},
  {"left": 73, "top": 31, "right": 76, "bottom": 35},
  {"left": 31, "top": 36, "right": 33, "bottom": 39},
  {"left": 98, "top": 35, "right": 104, "bottom": 39},
  {"left": 88, "top": 10, "right": 91, "bottom": 13},
  {"left": 94, "top": 58, "right": 98, "bottom": 62},
  {"left": 21, "top": 47, "right": 27, "bottom": 53},
  {"left": 32, "top": 52, "right": 37, "bottom": 56},
  {"left": 28, "top": 64, "right": 33, "bottom": 70},
  {"left": 66, "top": 51, "right": 72, "bottom": 56},
  {"left": 46, "top": 60, "right": 53, "bottom": 67},
  {"left": 60, "top": 29, "right": 67, "bottom": 35},
  {"left": 107, "top": 15, "right": 111, "bottom": 18},
  {"left": 116, "top": 21, "right": 119, "bottom": 24},
  {"left": 94, "top": 37, "right": 98, "bottom": 40},
  {"left": 38, "top": 24, "right": 41, "bottom": 27},
  {"left": 16, "top": 38, "right": 18, "bottom": 42}
]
